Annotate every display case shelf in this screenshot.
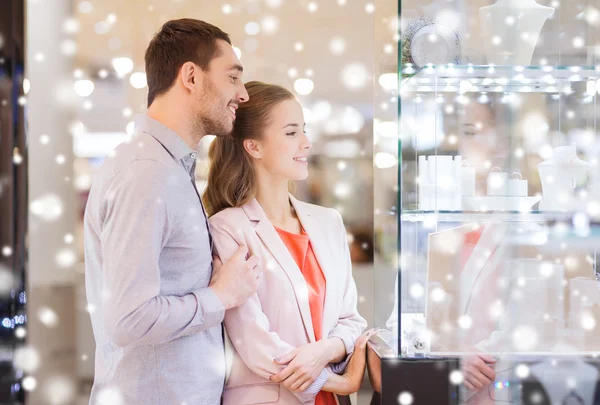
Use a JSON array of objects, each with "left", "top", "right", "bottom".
[
  {"left": 401, "top": 210, "right": 578, "bottom": 222},
  {"left": 401, "top": 64, "right": 600, "bottom": 93},
  {"left": 511, "top": 226, "right": 600, "bottom": 251}
]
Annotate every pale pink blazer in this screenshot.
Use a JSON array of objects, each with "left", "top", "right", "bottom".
[{"left": 209, "top": 195, "right": 367, "bottom": 405}]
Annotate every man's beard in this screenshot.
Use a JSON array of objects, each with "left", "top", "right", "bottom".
[
  {"left": 194, "top": 112, "right": 232, "bottom": 137},
  {"left": 193, "top": 79, "right": 234, "bottom": 137}
]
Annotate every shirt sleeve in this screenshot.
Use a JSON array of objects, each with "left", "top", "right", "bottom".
[
  {"left": 100, "top": 159, "right": 224, "bottom": 348},
  {"left": 327, "top": 210, "right": 368, "bottom": 374},
  {"left": 210, "top": 214, "right": 327, "bottom": 404}
]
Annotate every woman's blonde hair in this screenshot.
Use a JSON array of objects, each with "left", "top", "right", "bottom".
[{"left": 202, "top": 81, "right": 295, "bottom": 216}]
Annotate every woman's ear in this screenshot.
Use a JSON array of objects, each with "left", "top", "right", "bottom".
[{"left": 243, "top": 139, "right": 262, "bottom": 159}]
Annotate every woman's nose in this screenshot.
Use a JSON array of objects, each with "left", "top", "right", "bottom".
[{"left": 302, "top": 132, "right": 312, "bottom": 150}]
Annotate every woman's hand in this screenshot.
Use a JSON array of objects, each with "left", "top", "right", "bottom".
[
  {"left": 367, "top": 337, "right": 382, "bottom": 393},
  {"left": 322, "top": 329, "right": 377, "bottom": 396},
  {"left": 270, "top": 339, "right": 333, "bottom": 392},
  {"left": 462, "top": 351, "right": 496, "bottom": 391}
]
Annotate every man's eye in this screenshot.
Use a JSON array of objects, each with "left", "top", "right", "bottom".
[
  {"left": 230, "top": 76, "right": 238, "bottom": 82},
  {"left": 286, "top": 132, "right": 296, "bottom": 136}
]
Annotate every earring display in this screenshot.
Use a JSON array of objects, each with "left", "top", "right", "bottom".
[
  {"left": 460, "top": 162, "right": 476, "bottom": 197},
  {"left": 462, "top": 168, "right": 540, "bottom": 211},
  {"left": 487, "top": 168, "right": 509, "bottom": 196},
  {"left": 507, "top": 172, "right": 528, "bottom": 196},
  {"left": 418, "top": 155, "right": 463, "bottom": 211}
]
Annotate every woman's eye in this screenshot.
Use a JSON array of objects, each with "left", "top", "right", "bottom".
[{"left": 286, "top": 132, "right": 296, "bottom": 136}]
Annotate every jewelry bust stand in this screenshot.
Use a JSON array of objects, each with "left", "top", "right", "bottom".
[
  {"left": 479, "top": 0, "right": 554, "bottom": 65},
  {"left": 530, "top": 360, "right": 598, "bottom": 405}
]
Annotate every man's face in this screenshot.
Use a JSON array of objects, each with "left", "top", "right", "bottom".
[{"left": 193, "top": 39, "right": 249, "bottom": 136}]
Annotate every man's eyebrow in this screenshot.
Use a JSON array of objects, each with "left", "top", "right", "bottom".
[
  {"left": 230, "top": 64, "right": 243, "bottom": 73},
  {"left": 283, "top": 123, "right": 299, "bottom": 129}
]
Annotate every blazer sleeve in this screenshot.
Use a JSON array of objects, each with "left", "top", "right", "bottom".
[
  {"left": 327, "top": 210, "right": 368, "bottom": 374},
  {"left": 210, "top": 215, "right": 328, "bottom": 404}
]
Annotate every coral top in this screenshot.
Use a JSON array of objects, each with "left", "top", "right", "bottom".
[{"left": 275, "top": 226, "right": 337, "bottom": 405}]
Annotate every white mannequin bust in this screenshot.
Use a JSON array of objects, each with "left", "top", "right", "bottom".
[
  {"left": 538, "top": 145, "right": 590, "bottom": 211},
  {"left": 479, "top": 0, "right": 554, "bottom": 65}
]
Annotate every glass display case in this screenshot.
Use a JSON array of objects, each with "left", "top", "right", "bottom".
[{"left": 370, "top": 0, "right": 600, "bottom": 403}]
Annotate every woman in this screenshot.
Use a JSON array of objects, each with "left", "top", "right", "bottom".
[{"left": 203, "top": 81, "right": 370, "bottom": 405}]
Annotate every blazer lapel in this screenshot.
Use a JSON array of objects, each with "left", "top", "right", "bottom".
[
  {"left": 460, "top": 222, "right": 507, "bottom": 314},
  {"left": 242, "top": 198, "right": 317, "bottom": 343},
  {"left": 290, "top": 195, "right": 339, "bottom": 334}
]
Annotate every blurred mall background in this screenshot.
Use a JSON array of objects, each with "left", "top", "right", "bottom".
[
  {"left": 2, "top": 0, "right": 600, "bottom": 402},
  {"left": 10, "top": 0, "right": 400, "bottom": 403}
]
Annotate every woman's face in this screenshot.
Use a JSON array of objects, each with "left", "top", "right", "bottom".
[
  {"left": 250, "top": 98, "right": 312, "bottom": 181},
  {"left": 459, "top": 103, "right": 501, "bottom": 169}
]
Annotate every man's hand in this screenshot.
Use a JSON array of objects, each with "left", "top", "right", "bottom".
[
  {"left": 462, "top": 353, "right": 496, "bottom": 391},
  {"left": 210, "top": 246, "right": 261, "bottom": 310},
  {"left": 270, "top": 340, "right": 333, "bottom": 393}
]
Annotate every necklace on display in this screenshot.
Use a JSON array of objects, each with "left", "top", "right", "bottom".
[
  {"left": 562, "top": 390, "right": 585, "bottom": 405},
  {"left": 530, "top": 361, "right": 598, "bottom": 405}
]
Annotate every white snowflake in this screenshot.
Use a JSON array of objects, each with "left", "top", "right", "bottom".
[
  {"left": 449, "top": 370, "right": 464, "bottom": 385},
  {"left": 96, "top": 386, "right": 124, "bottom": 405},
  {"left": 14, "top": 347, "right": 40, "bottom": 373},
  {"left": 512, "top": 325, "right": 539, "bottom": 351},
  {"left": 458, "top": 315, "right": 473, "bottom": 330},
  {"left": 516, "top": 364, "right": 530, "bottom": 378},
  {"left": 43, "top": 375, "right": 75, "bottom": 405},
  {"left": 398, "top": 392, "right": 414, "bottom": 405},
  {"left": 22, "top": 376, "right": 37, "bottom": 391},
  {"left": 38, "top": 307, "right": 59, "bottom": 328}
]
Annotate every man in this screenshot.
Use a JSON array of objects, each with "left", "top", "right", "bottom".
[{"left": 84, "top": 19, "right": 260, "bottom": 405}]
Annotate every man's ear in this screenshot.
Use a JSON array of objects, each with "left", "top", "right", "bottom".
[
  {"left": 243, "top": 139, "right": 262, "bottom": 159},
  {"left": 179, "top": 62, "right": 201, "bottom": 92}
]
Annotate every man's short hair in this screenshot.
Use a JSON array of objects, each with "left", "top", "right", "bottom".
[{"left": 144, "top": 19, "right": 231, "bottom": 107}]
